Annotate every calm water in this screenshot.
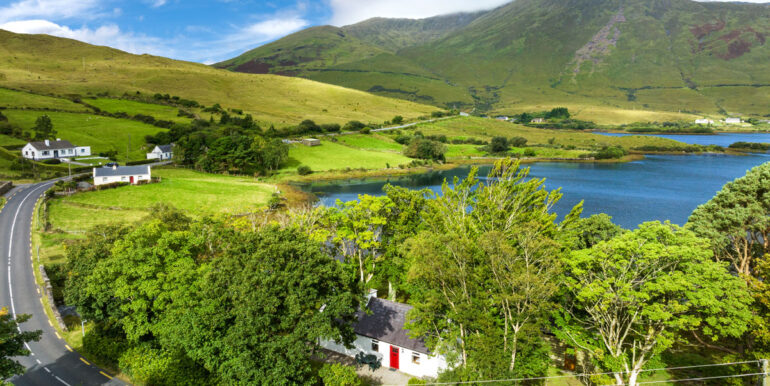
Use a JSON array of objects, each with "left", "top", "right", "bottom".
[
  {"left": 298, "top": 134, "right": 770, "bottom": 229},
  {"left": 597, "top": 132, "right": 770, "bottom": 147}
]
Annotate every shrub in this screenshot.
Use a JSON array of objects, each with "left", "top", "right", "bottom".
[
  {"left": 360, "top": 128, "right": 371, "bottom": 134},
  {"left": 318, "top": 363, "right": 361, "bottom": 386},
  {"left": 297, "top": 165, "right": 312, "bottom": 175},
  {"left": 489, "top": 137, "right": 510, "bottom": 153},
  {"left": 593, "top": 146, "right": 628, "bottom": 160},
  {"left": 391, "top": 115, "right": 404, "bottom": 124},
  {"left": 394, "top": 135, "right": 411, "bottom": 145},
  {"left": 509, "top": 136, "right": 528, "bottom": 147},
  {"left": 43, "top": 159, "right": 61, "bottom": 165},
  {"left": 523, "top": 148, "right": 537, "bottom": 157},
  {"left": 404, "top": 139, "right": 446, "bottom": 161},
  {"left": 321, "top": 123, "right": 341, "bottom": 133},
  {"left": 343, "top": 120, "right": 366, "bottom": 131},
  {"left": 267, "top": 193, "right": 283, "bottom": 210}
]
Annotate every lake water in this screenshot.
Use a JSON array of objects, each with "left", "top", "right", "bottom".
[
  {"left": 596, "top": 132, "right": 770, "bottom": 147},
  {"left": 298, "top": 134, "right": 770, "bottom": 229}
]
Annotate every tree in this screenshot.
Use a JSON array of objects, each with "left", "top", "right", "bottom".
[
  {"left": 406, "top": 160, "right": 580, "bottom": 380},
  {"left": 404, "top": 139, "right": 446, "bottom": 161},
  {"left": 33, "top": 114, "right": 56, "bottom": 140},
  {"left": 258, "top": 138, "right": 289, "bottom": 171},
  {"left": 0, "top": 308, "right": 42, "bottom": 378},
  {"left": 509, "top": 136, "right": 527, "bottom": 147},
  {"left": 555, "top": 222, "right": 752, "bottom": 386},
  {"left": 391, "top": 115, "right": 404, "bottom": 125},
  {"left": 489, "top": 137, "right": 510, "bottom": 153},
  {"left": 546, "top": 107, "right": 570, "bottom": 120},
  {"left": 572, "top": 214, "right": 624, "bottom": 250},
  {"left": 318, "top": 363, "right": 362, "bottom": 386}
]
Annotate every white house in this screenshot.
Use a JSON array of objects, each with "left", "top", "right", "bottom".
[
  {"left": 695, "top": 119, "right": 714, "bottom": 125},
  {"left": 146, "top": 144, "right": 173, "bottom": 160},
  {"left": 320, "top": 291, "right": 448, "bottom": 379},
  {"left": 93, "top": 165, "right": 151, "bottom": 186},
  {"left": 21, "top": 139, "right": 91, "bottom": 161},
  {"left": 724, "top": 117, "right": 742, "bottom": 124},
  {"left": 459, "top": 112, "right": 470, "bottom": 117}
]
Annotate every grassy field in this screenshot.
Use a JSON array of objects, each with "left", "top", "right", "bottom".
[
  {"left": 0, "top": 29, "right": 436, "bottom": 127},
  {"left": 58, "top": 168, "right": 274, "bottom": 221},
  {"left": 283, "top": 140, "right": 412, "bottom": 172},
  {"left": 85, "top": 98, "right": 195, "bottom": 123},
  {"left": 1, "top": 110, "right": 164, "bottom": 161},
  {"left": 0, "top": 133, "right": 27, "bottom": 147},
  {"left": 334, "top": 134, "right": 404, "bottom": 152},
  {"left": 0, "top": 87, "right": 88, "bottom": 112},
  {"left": 498, "top": 104, "right": 703, "bottom": 125}
]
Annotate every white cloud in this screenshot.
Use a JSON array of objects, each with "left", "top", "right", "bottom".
[
  {"left": 328, "top": 0, "right": 511, "bottom": 26},
  {"left": 0, "top": 19, "right": 170, "bottom": 57},
  {"left": 242, "top": 17, "right": 308, "bottom": 40},
  {"left": 0, "top": 0, "right": 103, "bottom": 24}
]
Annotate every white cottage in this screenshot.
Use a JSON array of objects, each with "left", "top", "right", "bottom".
[
  {"left": 320, "top": 291, "right": 448, "bottom": 379},
  {"left": 724, "top": 117, "right": 742, "bottom": 124},
  {"left": 695, "top": 119, "right": 714, "bottom": 125},
  {"left": 93, "top": 165, "right": 151, "bottom": 186},
  {"left": 21, "top": 139, "right": 91, "bottom": 160},
  {"left": 146, "top": 144, "right": 173, "bottom": 160}
]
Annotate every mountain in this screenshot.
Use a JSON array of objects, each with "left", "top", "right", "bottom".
[
  {"left": 218, "top": 0, "right": 770, "bottom": 117},
  {"left": 0, "top": 29, "right": 436, "bottom": 126}
]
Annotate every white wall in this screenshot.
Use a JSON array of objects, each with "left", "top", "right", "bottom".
[
  {"left": 147, "top": 151, "right": 172, "bottom": 160},
  {"left": 21, "top": 144, "right": 90, "bottom": 160},
  {"left": 93, "top": 172, "right": 151, "bottom": 186},
  {"left": 320, "top": 335, "right": 447, "bottom": 379}
]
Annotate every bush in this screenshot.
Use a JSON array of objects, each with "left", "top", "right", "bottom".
[
  {"left": 343, "top": 120, "right": 366, "bottom": 131},
  {"left": 593, "top": 146, "right": 628, "bottom": 160},
  {"left": 489, "top": 137, "right": 510, "bottom": 153},
  {"left": 360, "top": 128, "right": 371, "bottom": 134},
  {"left": 404, "top": 139, "right": 446, "bottom": 161},
  {"left": 509, "top": 136, "right": 528, "bottom": 147},
  {"left": 320, "top": 123, "right": 341, "bottom": 133},
  {"left": 391, "top": 115, "right": 404, "bottom": 125},
  {"left": 318, "top": 363, "right": 362, "bottom": 386},
  {"left": 43, "top": 159, "right": 62, "bottom": 165},
  {"left": 267, "top": 193, "right": 283, "bottom": 210},
  {"left": 523, "top": 148, "right": 536, "bottom": 157},
  {"left": 394, "top": 135, "right": 411, "bottom": 145},
  {"left": 297, "top": 165, "right": 312, "bottom": 175}
]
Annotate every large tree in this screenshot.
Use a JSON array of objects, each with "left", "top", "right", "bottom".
[
  {"left": 32, "top": 114, "right": 56, "bottom": 140},
  {"left": 0, "top": 308, "right": 42, "bottom": 378},
  {"left": 556, "top": 222, "right": 752, "bottom": 386},
  {"left": 406, "top": 159, "right": 580, "bottom": 380}
]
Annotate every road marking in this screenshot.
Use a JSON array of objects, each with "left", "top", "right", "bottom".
[
  {"left": 55, "top": 375, "right": 72, "bottom": 386},
  {"left": 35, "top": 359, "right": 41, "bottom": 365},
  {"left": 65, "top": 345, "right": 72, "bottom": 352},
  {"left": 54, "top": 331, "right": 61, "bottom": 339},
  {"left": 100, "top": 371, "right": 113, "bottom": 379},
  {"left": 79, "top": 357, "right": 90, "bottom": 365},
  {"left": 48, "top": 319, "right": 53, "bottom": 327},
  {"left": 44, "top": 367, "right": 51, "bottom": 373}
]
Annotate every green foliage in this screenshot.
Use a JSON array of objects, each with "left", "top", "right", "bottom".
[
  {"left": 297, "top": 165, "right": 312, "bottom": 175},
  {"left": 546, "top": 107, "right": 570, "bottom": 120},
  {"left": 489, "top": 136, "right": 510, "bottom": 153},
  {"left": 572, "top": 214, "right": 624, "bottom": 250},
  {"left": 403, "top": 138, "right": 446, "bottom": 161},
  {"left": 318, "top": 363, "right": 362, "bottom": 386},
  {"left": 0, "top": 309, "right": 42, "bottom": 378},
  {"left": 592, "top": 146, "right": 628, "bottom": 160},
  {"left": 555, "top": 222, "right": 753, "bottom": 385},
  {"left": 509, "top": 136, "right": 527, "bottom": 147},
  {"left": 523, "top": 148, "right": 536, "bottom": 157},
  {"left": 727, "top": 142, "right": 770, "bottom": 152},
  {"left": 392, "top": 115, "right": 404, "bottom": 124},
  {"left": 32, "top": 114, "right": 56, "bottom": 140}
]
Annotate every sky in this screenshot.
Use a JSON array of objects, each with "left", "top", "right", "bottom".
[{"left": 0, "top": 0, "right": 767, "bottom": 64}]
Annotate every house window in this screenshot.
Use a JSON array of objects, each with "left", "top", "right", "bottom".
[
  {"left": 412, "top": 353, "right": 421, "bottom": 365},
  {"left": 42, "top": 151, "right": 49, "bottom": 156},
  {"left": 371, "top": 340, "right": 379, "bottom": 352},
  {"left": 102, "top": 178, "right": 108, "bottom": 182},
  {"left": 24, "top": 151, "right": 28, "bottom": 156},
  {"left": 81, "top": 149, "right": 85, "bottom": 153},
  {"left": 121, "top": 176, "right": 127, "bottom": 181}
]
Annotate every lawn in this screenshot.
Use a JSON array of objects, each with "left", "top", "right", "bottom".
[
  {"left": 59, "top": 168, "right": 275, "bottom": 217},
  {"left": 445, "top": 144, "right": 487, "bottom": 158},
  {"left": 0, "top": 134, "right": 27, "bottom": 147},
  {"left": 86, "top": 98, "right": 195, "bottom": 123},
  {"left": 284, "top": 140, "right": 412, "bottom": 172},
  {"left": 48, "top": 201, "right": 147, "bottom": 232},
  {"left": 0, "top": 87, "right": 88, "bottom": 112},
  {"left": 1, "top": 110, "right": 165, "bottom": 161},
  {"left": 334, "top": 134, "right": 404, "bottom": 152}
]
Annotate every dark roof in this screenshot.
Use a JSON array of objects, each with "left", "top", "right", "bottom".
[
  {"left": 156, "top": 144, "right": 173, "bottom": 152},
  {"left": 354, "top": 298, "right": 430, "bottom": 354},
  {"left": 28, "top": 140, "right": 75, "bottom": 150},
  {"left": 93, "top": 165, "right": 151, "bottom": 177}
]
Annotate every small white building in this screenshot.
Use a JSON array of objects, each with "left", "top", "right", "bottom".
[
  {"left": 495, "top": 116, "right": 509, "bottom": 121},
  {"left": 459, "top": 112, "right": 470, "bottom": 117},
  {"left": 146, "top": 144, "right": 173, "bottom": 160},
  {"left": 695, "top": 119, "right": 714, "bottom": 125},
  {"left": 21, "top": 139, "right": 91, "bottom": 161},
  {"left": 724, "top": 117, "right": 742, "bottom": 124},
  {"left": 93, "top": 165, "right": 151, "bottom": 186},
  {"left": 320, "top": 291, "right": 448, "bottom": 379}
]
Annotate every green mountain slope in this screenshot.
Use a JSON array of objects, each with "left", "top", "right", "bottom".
[
  {"left": 219, "top": 0, "right": 770, "bottom": 118},
  {"left": 0, "top": 29, "right": 436, "bottom": 127}
]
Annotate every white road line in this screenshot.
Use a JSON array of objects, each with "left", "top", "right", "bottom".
[
  {"left": 55, "top": 375, "right": 72, "bottom": 386},
  {"left": 35, "top": 359, "right": 41, "bottom": 365},
  {"left": 44, "top": 367, "right": 51, "bottom": 373}
]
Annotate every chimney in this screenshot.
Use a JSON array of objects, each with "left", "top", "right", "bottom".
[
  {"left": 56, "top": 138, "right": 61, "bottom": 141},
  {"left": 44, "top": 139, "right": 50, "bottom": 146}
]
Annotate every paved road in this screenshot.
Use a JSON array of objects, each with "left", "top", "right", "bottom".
[{"left": 1, "top": 181, "right": 123, "bottom": 386}]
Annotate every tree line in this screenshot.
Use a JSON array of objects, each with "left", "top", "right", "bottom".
[{"left": 49, "top": 159, "right": 770, "bottom": 384}]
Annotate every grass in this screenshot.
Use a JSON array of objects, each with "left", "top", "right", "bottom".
[
  {"left": 0, "top": 87, "right": 88, "bottom": 112},
  {"left": 1, "top": 110, "right": 165, "bottom": 161},
  {"left": 0, "top": 134, "right": 27, "bottom": 147},
  {"left": 85, "top": 98, "right": 195, "bottom": 123},
  {"left": 283, "top": 140, "right": 412, "bottom": 172},
  {"left": 333, "top": 134, "right": 404, "bottom": 152},
  {"left": 59, "top": 168, "right": 275, "bottom": 217},
  {"left": 48, "top": 201, "right": 147, "bottom": 232}
]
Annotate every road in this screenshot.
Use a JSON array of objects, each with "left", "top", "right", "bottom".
[{"left": 1, "top": 180, "right": 123, "bottom": 386}]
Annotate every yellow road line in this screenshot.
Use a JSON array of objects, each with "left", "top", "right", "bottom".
[
  {"left": 54, "top": 332, "right": 61, "bottom": 339},
  {"left": 65, "top": 345, "right": 73, "bottom": 352},
  {"left": 79, "top": 357, "right": 90, "bottom": 365},
  {"left": 99, "top": 371, "right": 113, "bottom": 379},
  {"left": 47, "top": 319, "right": 53, "bottom": 327}
]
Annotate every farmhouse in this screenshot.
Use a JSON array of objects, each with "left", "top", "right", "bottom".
[
  {"left": 695, "top": 118, "right": 714, "bottom": 125},
  {"left": 531, "top": 118, "right": 546, "bottom": 124},
  {"left": 146, "top": 144, "right": 173, "bottom": 160},
  {"left": 495, "top": 116, "right": 509, "bottom": 121},
  {"left": 93, "top": 165, "right": 151, "bottom": 186},
  {"left": 724, "top": 117, "right": 742, "bottom": 124},
  {"left": 459, "top": 112, "right": 470, "bottom": 117},
  {"left": 302, "top": 138, "right": 321, "bottom": 147},
  {"left": 320, "top": 290, "right": 448, "bottom": 379},
  {"left": 21, "top": 139, "right": 91, "bottom": 161}
]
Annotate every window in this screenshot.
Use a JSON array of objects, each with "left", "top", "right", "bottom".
[
  {"left": 102, "top": 178, "right": 108, "bottom": 182},
  {"left": 81, "top": 149, "right": 85, "bottom": 153},
  {"left": 412, "top": 353, "right": 421, "bottom": 365},
  {"left": 42, "top": 151, "right": 49, "bottom": 156},
  {"left": 371, "top": 340, "right": 379, "bottom": 352},
  {"left": 121, "top": 176, "right": 127, "bottom": 181}
]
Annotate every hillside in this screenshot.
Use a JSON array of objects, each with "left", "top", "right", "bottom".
[
  {"left": 0, "top": 29, "right": 436, "bottom": 127},
  {"left": 218, "top": 0, "right": 770, "bottom": 119}
]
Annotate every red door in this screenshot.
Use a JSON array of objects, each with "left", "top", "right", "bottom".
[
  {"left": 129, "top": 176, "right": 135, "bottom": 184},
  {"left": 389, "top": 346, "right": 399, "bottom": 369}
]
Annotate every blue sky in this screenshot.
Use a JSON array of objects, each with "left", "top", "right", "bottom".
[{"left": 0, "top": 0, "right": 766, "bottom": 64}]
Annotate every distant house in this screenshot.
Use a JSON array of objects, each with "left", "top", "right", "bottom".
[
  {"left": 302, "top": 138, "right": 321, "bottom": 147},
  {"left": 495, "top": 116, "right": 509, "bottom": 121},
  {"left": 146, "top": 144, "right": 173, "bottom": 160},
  {"left": 531, "top": 118, "right": 546, "bottom": 124},
  {"left": 21, "top": 139, "right": 91, "bottom": 161},
  {"left": 320, "top": 290, "right": 448, "bottom": 379},
  {"left": 724, "top": 118, "right": 742, "bottom": 124},
  {"left": 695, "top": 119, "right": 714, "bottom": 125},
  {"left": 459, "top": 112, "right": 470, "bottom": 117},
  {"left": 93, "top": 165, "right": 151, "bottom": 186}
]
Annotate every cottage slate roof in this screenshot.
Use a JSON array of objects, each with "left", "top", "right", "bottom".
[
  {"left": 28, "top": 140, "right": 76, "bottom": 150},
  {"left": 93, "top": 165, "right": 151, "bottom": 177},
  {"left": 354, "top": 298, "right": 431, "bottom": 354},
  {"left": 156, "top": 144, "right": 173, "bottom": 153}
]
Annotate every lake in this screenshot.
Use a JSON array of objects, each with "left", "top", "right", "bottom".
[{"left": 298, "top": 134, "right": 770, "bottom": 229}]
